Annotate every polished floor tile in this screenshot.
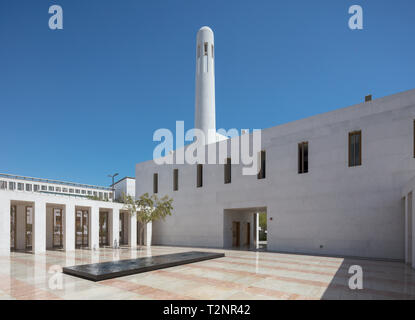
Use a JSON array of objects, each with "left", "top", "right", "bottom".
[{"left": 0, "top": 246, "right": 414, "bottom": 300}]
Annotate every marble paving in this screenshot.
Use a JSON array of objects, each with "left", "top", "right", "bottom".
[{"left": 0, "top": 246, "right": 414, "bottom": 300}]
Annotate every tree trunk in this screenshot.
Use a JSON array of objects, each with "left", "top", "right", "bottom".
[{"left": 139, "top": 224, "right": 145, "bottom": 249}]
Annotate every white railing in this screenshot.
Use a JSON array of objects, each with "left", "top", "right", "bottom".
[
  {"left": 0, "top": 173, "right": 113, "bottom": 201},
  {"left": 0, "top": 173, "right": 111, "bottom": 191}
]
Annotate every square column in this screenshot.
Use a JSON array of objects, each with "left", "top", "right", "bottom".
[
  {"left": 90, "top": 206, "right": 99, "bottom": 250},
  {"left": 144, "top": 222, "right": 152, "bottom": 247},
  {"left": 110, "top": 209, "right": 120, "bottom": 247},
  {"left": 128, "top": 213, "right": 137, "bottom": 248},
  {"left": 0, "top": 198, "right": 10, "bottom": 256},
  {"left": 33, "top": 201, "right": 46, "bottom": 254},
  {"left": 254, "top": 213, "right": 260, "bottom": 249},
  {"left": 64, "top": 203, "right": 75, "bottom": 251}
]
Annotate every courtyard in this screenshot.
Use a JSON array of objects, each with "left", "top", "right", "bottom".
[{"left": 0, "top": 246, "right": 414, "bottom": 300}]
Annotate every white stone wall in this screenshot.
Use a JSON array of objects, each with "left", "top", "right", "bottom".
[
  {"left": 136, "top": 88, "right": 415, "bottom": 260},
  {"left": 114, "top": 178, "right": 135, "bottom": 200}
]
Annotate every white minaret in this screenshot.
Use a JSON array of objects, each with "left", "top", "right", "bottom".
[{"left": 194, "top": 26, "right": 216, "bottom": 144}]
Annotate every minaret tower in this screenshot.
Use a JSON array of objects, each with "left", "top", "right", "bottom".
[{"left": 194, "top": 26, "right": 216, "bottom": 144}]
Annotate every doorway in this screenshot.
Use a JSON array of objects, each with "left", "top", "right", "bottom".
[
  {"left": 99, "top": 211, "right": 109, "bottom": 247},
  {"left": 257, "top": 212, "right": 267, "bottom": 249},
  {"left": 224, "top": 207, "right": 267, "bottom": 251},
  {"left": 75, "top": 209, "right": 89, "bottom": 248},
  {"left": 10, "top": 205, "right": 16, "bottom": 250},
  {"left": 53, "top": 208, "right": 63, "bottom": 249},
  {"left": 25, "top": 206, "right": 33, "bottom": 250},
  {"left": 119, "top": 212, "right": 126, "bottom": 245},
  {"left": 232, "top": 221, "right": 240, "bottom": 247},
  {"left": 246, "top": 222, "right": 251, "bottom": 246}
]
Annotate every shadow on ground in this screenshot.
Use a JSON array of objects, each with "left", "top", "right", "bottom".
[{"left": 321, "top": 257, "right": 415, "bottom": 300}]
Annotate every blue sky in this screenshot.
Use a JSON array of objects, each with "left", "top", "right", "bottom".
[{"left": 1, "top": 0, "right": 414, "bottom": 186}]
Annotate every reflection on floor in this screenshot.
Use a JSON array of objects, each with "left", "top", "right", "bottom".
[{"left": 0, "top": 246, "right": 414, "bottom": 300}]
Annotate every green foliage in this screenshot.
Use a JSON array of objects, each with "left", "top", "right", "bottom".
[
  {"left": 85, "top": 194, "right": 110, "bottom": 202},
  {"left": 259, "top": 212, "right": 267, "bottom": 231},
  {"left": 86, "top": 195, "right": 101, "bottom": 201},
  {"left": 121, "top": 192, "right": 174, "bottom": 246}
]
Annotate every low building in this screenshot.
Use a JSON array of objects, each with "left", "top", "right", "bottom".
[{"left": 0, "top": 173, "right": 138, "bottom": 255}]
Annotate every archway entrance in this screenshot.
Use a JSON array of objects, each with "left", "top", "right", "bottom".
[
  {"left": 25, "top": 206, "right": 33, "bottom": 250},
  {"left": 53, "top": 208, "right": 63, "bottom": 248},
  {"left": 10, "top": 201, "right": 34, "bottom": 252},
  {"left": 119, "top": 212, "right": 128, "bottom": 245},
  {"left": 99, "top": 211, "right": 109, "bottom": 247},
  {"left": 10, "top": 205, "right": 16, "bottom": 250},
  {"left": 75, "top": 209, "right": 89, "bottom": 248}
]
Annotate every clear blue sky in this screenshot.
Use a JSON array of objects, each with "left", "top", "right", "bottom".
[{"left": 1, "top": 0, "right": 414, "bottom": 186}]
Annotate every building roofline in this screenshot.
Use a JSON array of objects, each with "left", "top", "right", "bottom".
[
  {"left": 138, "top": 87, "right": 415, "bottom": 167},
  {"left": 0, "top": 173, "right": 112, "bottom": 191},
  {"left": 112, "top": 176, "right": 135, "bottom": 186}
]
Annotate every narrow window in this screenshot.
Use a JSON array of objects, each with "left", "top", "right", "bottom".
[
  {"left": 348, "top": 131, "right": 362, "bottom": 167},
  {"left": 197, "top": 164, "right": 203, "bottom": 187},
  {"left": 298, "top": 142, "right": 309, "bottom": 174},
  {"left": 224, "top": 158, "right": 231, "bottom": 184},
  {"left": 197, "top": 44, "right": 201, "bottom": 58},
  {"left": 413, "top": 120, "right": 415, "bottom": 158},
  {"left": 153, "top": 173, "right": 158, "bottom": 194},
  {"left": 257, "top": 151, "right": 266, "bottom": 179},
  {"left": 211, "top": 44, "right": 214, "bottom": 58},
  {"left": 173, "top": 169, "right": 178, "bottom": 191},
  {"left": 204, "top": 42, "right": 208, "bottom": 56}
]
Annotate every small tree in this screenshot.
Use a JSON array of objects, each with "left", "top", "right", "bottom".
[{"left": 122, "top": 192, "right": 173, "bottom": 248}]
